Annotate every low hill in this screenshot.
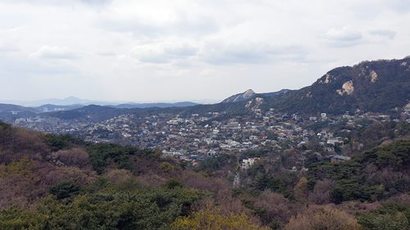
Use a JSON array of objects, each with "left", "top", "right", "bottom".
[
  {"left": 0, "top": 121, "right": 267, "bottom": 229},
  {"left": 1, "top": 121, "right": 410, "bottom": 229}
]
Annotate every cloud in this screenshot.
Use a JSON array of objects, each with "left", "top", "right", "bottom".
[
  {"left": 80, "top": 0, "right": 112, "bottom": 6},
  {"left": 0, "top": 0, "right": 112, "bottom": 7},
  {"left": 0, "top": 0, "right": 409, "bottom": 102},
  {"left": 132, "top": 41, "right": 308, "bottom": 65},
  {"left": 386, "top": 0, "right": 410, "bottom": 13},
  {"left": 98, "top": 15, "right": 218, "bottom": 38},
  {"left": 0, "top": 55, "right": 78, "bottom": 77},
  {"left": 0, "top": 43, "right": 19, "bottom": 53},
  {"left": 323, "top": 27, "right": 363, "bottom": 47},
  {"left": 133, "top": 42, "right": 198, "bottom": 63},
  {"left": 369, "top": 29, "right": 396, "bottom": 40},
  {"left": 202, "top": 42, "right": 308, "bottom": 65},
  {"left": 31, "top": 46, "right": 80, "bottom": 60}
]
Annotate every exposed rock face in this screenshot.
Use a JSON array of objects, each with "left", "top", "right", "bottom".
[
  {"left": 322, "top": 74, "right": 332, "bottom": 84},
  {"left": 369, "top": 70, "right": 378, "bottom": 83},
  {"left": 404, "top": 102, "right": 410, "bottom": 112},
  {"left": 222, "top": 89, "right": 256, "bottom": 103},
  {"left": 243, "top": 89, "right": 256, "bottom": 98},
  {"left": 336, "top": 80, "right": 354, "bottom": 96}
]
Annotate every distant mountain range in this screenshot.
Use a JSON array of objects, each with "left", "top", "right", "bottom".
[
  {"left": 1, "top": 56, "right": 409, "bottom": 123},
  {"left": 113, "top": 102, "right": 198, "bottom": 109},
  {"left": 0, "top": 100, "right": 199, "bottom": 122},
  {"left": 2, "top": 96, "right": 199, "bottom": 108},
  {"left": 2, "top": 96, "right": 108, "bottom": 107}
]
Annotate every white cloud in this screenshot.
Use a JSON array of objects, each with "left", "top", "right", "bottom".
[
  {"left": 201, "top": 42, "right": 307, "bottom": 64},
  {"left": 369, "top": 29, "right": 397, "bottom": 40},
  {"left": 133, "top": 42, "right": 198, "bottom": 63},
  {"left": 0, "top": 0, "right": 409, "bottom": 102},
  {"left": 0, "top": 0, "right": 112, "bottom": 7},
  {"left": 31, "top": 46, "right": 79, "bottom": 60},
  {"left": 323, "top": 27, "right": 363, "bottom": 47}
]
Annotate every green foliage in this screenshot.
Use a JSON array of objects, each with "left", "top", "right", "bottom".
[
  {"left": 160, "top": 162, "right": 176, "bottom": 172},
  {"left": 87, "top": 143, "right": 139, "bottom": 173},
  {"left": 45, "top": 134, "right": 82, "bottom": 151},
  {"left": 171, "top": 208, "right": 267, "bottom": 230},
  {"left": 357, "top": 140, "right": 410, "bottom": 170},
  {"left": 166, "top": 180, "right": 183, "bottom": 189},
  {"left": 49, "top": 181, "right": 81, "bottom": 200},
  {"left": 358, "top": 202, "right": 410, "bottom": 230},
  {"left": 198, "top": 154, "right": 236, "bottom": 171},
  {"left": 0, "top": 208, "right": 47, "bottom": 230},
  {"left": 0, "top": 121, "right": 11, "bottom": 129},
  {"left": 0, "top": 181, "right": 202, "bottom": 230},
  {"left": 249, "top": 164, "right": 298, "bottom": 198},
  {"left": 308, "top": 140, "right": 410, "bottom": 203}
]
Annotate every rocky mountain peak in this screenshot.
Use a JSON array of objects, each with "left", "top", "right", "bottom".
[{"left": 222, "top": 89, "right": 256, "bottom": 103}]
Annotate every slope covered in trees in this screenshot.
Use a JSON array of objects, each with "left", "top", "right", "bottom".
[
  {"left": 262, "top": 57, "right": 410, "bottom": 114},
  {"left": 307, "top": 140, "right": 410, "bottom": 204},
  {"left": 1, "top": 120, "right": 410, "bottom": 229}
]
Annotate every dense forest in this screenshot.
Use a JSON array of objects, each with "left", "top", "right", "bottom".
[{"left": 1, "top": 120, "right": 410, "bottom": 229}]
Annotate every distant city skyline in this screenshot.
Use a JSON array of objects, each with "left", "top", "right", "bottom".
[{"left": 1, "top": 0, "right": 409, "bottom": 102}]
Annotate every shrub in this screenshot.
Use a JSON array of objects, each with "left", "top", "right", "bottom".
[
  {"left": 49, "top": 181, "right": 81, "bottom": 200},
  {"left": 171, "top": 207, "right": 268, "bottom": 230},
  {"left": 284, "top": 205, "right": 361, "bottom": 230},
  {"left": 252, "top": 191, "right": 292, "bottom": 226},
  {"left": 52, "top": 148, "right": 89, "bottom": 167},
  {"left": 46, "top": 134, "right": 80, "bottom": 151},
  {"left": 87, "top": 144, "right": 138, "bottom": 173},
  {"left": 160, "top": 162, "right": 175, "bottom": 172},
  {"left": 0, "top": 208, "right": 46, "bottom": 230},
  {"left": 358, "top": 202, "right": 410, "bottom": 230}
]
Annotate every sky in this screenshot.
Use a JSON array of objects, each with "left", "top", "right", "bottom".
[{"left": 0, "top": 0, "right": 409, "bottom": 103}]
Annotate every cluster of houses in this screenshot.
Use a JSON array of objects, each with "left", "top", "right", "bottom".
[{"left": 11, "top": 102, "right": 410, "bottom": 170}]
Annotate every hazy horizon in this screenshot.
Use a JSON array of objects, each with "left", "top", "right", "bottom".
[
  {"left": 0, "top": 96, "right": 218, "bottom": 106},
  {"left": 1, "top": 0, "right": 409, "bottom": 102}
]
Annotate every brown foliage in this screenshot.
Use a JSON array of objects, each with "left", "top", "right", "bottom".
[
  {"left": 309, "top": 179, "right": 334, "bottom": 204},
  {"left": 338, "top": 201, "right": 381, "bottom": 216},
  {"left": 0, "top": 159, "right": 95, "bottom": 209},
  {"left": 135, "top": 174, "right": 168, "bottom": 187},
  {"left": 51, "top": 148, "right": 89, "bottom": 168},
  {"left": 387, "top": 193, "right": 410, "bottom": 206},
  {"left": 104, "top": 169, "right": 134, "bottom": 185},
  {"left": 253, "top": 190, "right": 294, "bottom": 224},
  {"left": 177, "top": 170, "right": 248, "bottom": 214},
  {"left": 284, "top": 205, "right": 361, "bottom": 230},
  {"left": 0, "top": 127, "right": 49, "bottom": 164},
  {"left": 172, "top": 202, "right": 268, "bottom": 230},
  {"left": 293, "top": 176, "right": 309, "bottom": 203}
]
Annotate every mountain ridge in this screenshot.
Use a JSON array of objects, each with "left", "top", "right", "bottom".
[
  {"left": 1, "top": 56, "right": 409, "bottom": 123},
  {"left": 222, "top": 89, "right": 256, "bottom": 103},
  {"left": 263, "top": 56, "right": 410, "bottom": 114}
]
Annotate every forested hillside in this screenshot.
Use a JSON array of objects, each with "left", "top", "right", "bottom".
[
  {"left": 263, "top": 57, "right": 410, "bottom": 114},
  {"left": 1, "top": 121, "right": 410, "bottom": 229}
]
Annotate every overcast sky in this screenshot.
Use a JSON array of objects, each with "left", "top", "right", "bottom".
[{"left": 0, "top": 0, "right": 409, "bottom": 103}]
